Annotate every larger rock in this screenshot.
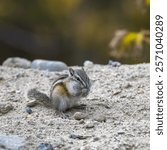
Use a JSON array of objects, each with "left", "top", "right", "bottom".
[
  {"left": 31, "top": 59, "right": 68, "bottom": 72},
  {"left": 0, "top": 135, "right": 26, "bottom": 150},
  {"left": 2, "top": 57, "right": 31, "bottom": 69}
]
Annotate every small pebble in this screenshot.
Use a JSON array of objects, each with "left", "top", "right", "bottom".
[
  {"left": 120, "top": 95, "right": 127, "bottom": 98},
  {"left": 117, "top": 130, "right": 125, "bottom": 135},
  {"left": 137, "top": 90, "right": 144, "bottom": 94},
  {"left": 69, "top": 134, "right": 90, "bottom": 140},
  {"left": 31, "top": 59, "right": 68, "bottom": 72},
  {"left": 123, "top": 83, "right": 132, "bottom": 88},
  {"left": 0, "top": 77, "right": 4, "bottom": 81},
  {"left": 96, "top": 102, "right": 111, "bottom": 109},
  {"left": 56, "top": 138, "right": 65, "bottom": 148},
  {"left": 108, "top": 60, "right": 121, "bottom": 67},
  {"left": 83, "top": 60, "right": 94, "bottom": 67},
  {"left": 112, "top": 89, "right": 122, "bottom": 95},
  {"left": 36, "top": 134, "right": 43, "bottom": 139},
  {"left": 126, "top": 93, "right": 135, "bottom": 99},
  {"left": 93, "top": 137, "right": 100, "bottom": 142},
  {"left": 16, "top": 72, "right": 26, "bottom": 78},
  {"left": 9, "top": 90, "right": 16, "bottom": 94},
  {"left": 25, "top": 107, "right": 33, "bottom": 114},
  {"left": 0, "top": 103, "right": 13, "bottom": 114},
  {"left": 73, "top": 112, "right": 86, "bottom": 120},
  {"left": 48, "top": 120, "right": 55, "bottom": 126},
  {"left": 113, "top": 120, "right": 121, "bottom": 126},
  {"left": 93, "top": 115, "right": 106, "bottom": 122},
  {"left": 27, "top": 120, "right": 36, "bottom": 126},
  {"left": 2, "top": 57, "right": 31, "bottom": 69},
  {"left": 79, "top": 119, "right": 85, "bottom": 124},
  {"left": 85, "top": 121, "right": 95, "bottom": 129},
  {"left": 37, "top": 143, "right": 54, "bottom": 150}
]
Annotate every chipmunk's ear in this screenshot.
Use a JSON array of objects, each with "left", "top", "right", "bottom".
[
  {"left": 82, "top": 67, "right": 87, "bottom": 73},
  {"left": 69, "top": 68, "right": 75, "bottom": 76}
]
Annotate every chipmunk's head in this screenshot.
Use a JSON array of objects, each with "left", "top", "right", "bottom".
[{"left": 69, "top": 68, "right": 91, "bottom": 97}]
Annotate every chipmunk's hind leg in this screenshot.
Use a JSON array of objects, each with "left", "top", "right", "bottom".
[
  {"left": 26, "top": 100, "right": 38, "bottom": 107},
  {"left": 72, "top": 104, "right": 87, "bottom": 110}
]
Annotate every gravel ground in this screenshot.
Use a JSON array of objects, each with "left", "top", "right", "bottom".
[{"left": 0, "top": 63, "right": 150, "bottom": 150}]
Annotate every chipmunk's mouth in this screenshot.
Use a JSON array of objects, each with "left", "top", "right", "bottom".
[{"left": 82, "top": 88, "right": 90, "bottom": 96}]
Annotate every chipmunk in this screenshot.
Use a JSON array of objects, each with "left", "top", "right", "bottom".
[{"left": 27, "top": 68, "right": 91, "bottom": 112}]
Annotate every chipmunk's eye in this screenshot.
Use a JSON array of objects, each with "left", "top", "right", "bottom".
[
  {"left": 75, "top": 76, "right": 84, "bottom": 84},
  {"left": 76, "top": 77, "right": 81, "bottom": 81}
]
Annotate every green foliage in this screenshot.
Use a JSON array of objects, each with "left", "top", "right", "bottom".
[
  {"left": 145, "top": 0, "right": 150, "bottom": 6},
  {"left": 109, "top": 0, "right": 150, "bottom": 63},
  {"left": 109, "top": 30, "right": 150, "bottom": 63}
]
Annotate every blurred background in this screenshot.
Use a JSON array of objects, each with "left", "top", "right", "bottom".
[{"left": 0, "top": 0, "right": 150, "bottom": 66}]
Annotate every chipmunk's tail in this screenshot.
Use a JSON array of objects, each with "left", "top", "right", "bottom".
[{"left": 27, "top": 88, "right": 51, "bottom": 107}]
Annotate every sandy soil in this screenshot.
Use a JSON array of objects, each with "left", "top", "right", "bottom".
[{"left": 0, "top": 63, "right": 150, "bottom": 150}]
